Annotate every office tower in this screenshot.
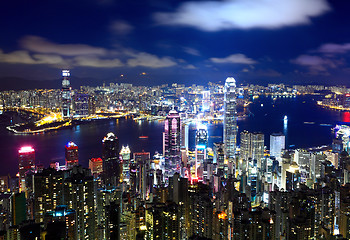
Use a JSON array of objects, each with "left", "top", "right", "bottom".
[
  {"left": 18, "top": 146, "right": 35, "bottom": 192},
  {"left": 213, "top": 142, "right": 225, "bottom": 176},
  {"left": 73, "top": 93, "right": 89, "bottom": 117},
  {"left": 240, "top": 131, "right": 264, "bottom": 170},
  {"left": 65, "top": 141, "right": 78, "bottom": 169},
  {"left": 181, "top": 123, "right": 189, "bottom": 150},
  {"left": 134, "top": 151, "right": 151, "bottom": 200},
  {"left": 61, "top": 70, "right": 71, "bottom": 118},
  {"left": 163, "top": 109, "right": 181, "bottom": 179},
  {"left": 120, "top": 145, "right": 131, "bottom": 182},
  {"left": 270, "top": 133, "right": 285, "bottom": 162},
  {"left": 195, "top": 123, "right": 208, "bottom": 179},
  {"left": 224, "top": 77, "right": 238, "bottom": 161},
  {"left": 102, "top": 132, "right": 120, "bottom": 189},
  {"left": 202, "top": 90, "right": 210, "bottom": 111},
  {"left": 89, "top": 157, "right": 103, "bottom": 177}
]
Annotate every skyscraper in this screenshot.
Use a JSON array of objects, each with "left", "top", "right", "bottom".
[
  {"left": 270, "top": 133, "right": 286, "bottom": 162},
  {"left": 102, "top": 132, "right": 120, "bottom": 189},
  {"left": 224, "top": 77, "right": 238, "bottom": 161},
  {"left": 202, "top": 90, "right": 210, "bottom": 111},
  {"left": 163, "top": 109, "right": 181, "bottom": 179},
  {"left": 65, "top": 141, "right": 78, "bottom": 169},
  {"left": 18, "top": 146, "right": 35, "bottom": 192},
  {"left": 61, "top": 70, "right": 71, "bottom": 118},
  {"left": 240, "top": 131, "right": 264, "bottom": 166},
  {"left": 195, "top": 123, "right": 208, "bottom": 179}
]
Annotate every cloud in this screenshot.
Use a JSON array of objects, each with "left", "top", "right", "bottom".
[
  {"left": 110, "top": 20, "right": 134, "bottom": 35},
  {"left": 0, "top": 49, "right": 67, "bottom": 65},
  {"left": 184, "top": 64, "right": 197, "bottom": 69},
  {"left": 183, "top": 47, "right": 200, "bottom": 56},
  {"left": 20, "top": 36, "right": 107, "bottom": 56},
  {"left": 317, "top": 43, "right": 350, "bottom": 54},
  {"left": 154, "top": 0, "right": 330, "bottom": 31},
  {"left": 74, "top": 56, "right": 124, "bottom": 68},
  {"left": 127, "top": 52, "right": 177, "bottom": 68},
  {"left": 210, "top": 54, "right": 256, "bottom": 64},
  {"left": 292, "top": 54, "right": 341, "bottom": 72}
]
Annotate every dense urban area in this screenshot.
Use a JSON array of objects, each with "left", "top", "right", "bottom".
[{"left": 0, "top": 71, "right": 350, "bottom": 240}]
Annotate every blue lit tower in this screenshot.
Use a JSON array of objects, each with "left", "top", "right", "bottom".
[
  {"left": 195, "top": 123, "right": 208, "bottom": 179},
  {"left": 61, "top": 70, "right": 71, "bottom": 118},
  {"left": 224, "top": 77, "right": 238, "bottom": 161},
  {"left": 102, "top": 132, "right": 120, "bottom": 189},
  {"left": 163, "top": 109, "right": 181, "bottom": 180}
]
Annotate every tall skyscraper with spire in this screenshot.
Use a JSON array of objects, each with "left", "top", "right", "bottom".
[
  {"left": 61, "top": 70, "right": 71, "bottom": 118},
  {"left": 163, "top": 109, "right": 181, "bottom": 180},
  {"left": 224, "top": 77, "right": 238, "bottom": 161}
]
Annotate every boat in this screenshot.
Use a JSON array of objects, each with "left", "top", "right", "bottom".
[
  {"left": 304, "top": 122, "right": 315, "bottom": 124},
  {"left": 320, "top": 124, "right": 332, "bottom": 127},
  {"left": 284, "top": 115, "right": 288, "bottom": 121},
  {"left": 139, "top": 136, "right": 149, "bottom": 139}
]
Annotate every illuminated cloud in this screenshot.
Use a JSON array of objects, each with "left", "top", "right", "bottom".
[
  {"left": 20, "top": 36, "right": 107, "bottom": 56},
  {"left": 210, "top": 54, "right": 256, "bottom": 64},
  {"left": 110, "top": 20, "right": 134, "bottom": 35},
  {"left": 317, "top": 43, "right": 350, "bottom": 54},
  {"left": 154, "top": 0, "right": 330, "bottom": 31},
  {"left": 292, "top": 54, "right": 340, "bottom": 72},
  {"left": 74, "top": 56, "right": 124, "bottom": 68},
  {"left": 0, "top": 49, "right": 67, "bottom": 65},
  {"left": 127, "top": 52, "right": 177, "bottom": 68}
]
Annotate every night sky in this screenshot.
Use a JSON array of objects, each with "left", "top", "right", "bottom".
[{"left": 1, "top": 0, "right": 350, "bottom": 86}]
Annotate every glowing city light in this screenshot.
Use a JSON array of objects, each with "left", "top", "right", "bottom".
[{"left": 19, "top": 146, "right": 35, "bottom": 153}]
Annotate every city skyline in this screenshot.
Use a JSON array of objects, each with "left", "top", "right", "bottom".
[{"left": 1, "top": 0, "right": 350, "bottom": 88}]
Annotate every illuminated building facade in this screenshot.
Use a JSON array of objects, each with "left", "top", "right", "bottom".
[
  {"left": 195, "top": 123, "right": 208, "bottom": 179},
  {"left": 102, "top": 132, "right": 120, "bottom": 189},
  {"left": 224, "top": 77, "right": 238, "bottom": 161},
  {"left": 240, "top": 131, "right": 264, "bottom": 170},
  {"left": 61, "top": 70, "right": 71, "bottom": 118},
  {"left": 89, "top": 158, "right": 103, "bottom": 177},
  {"left": 18, "top": 146, "right": 35, "bottom": 192},
  {"left": 120, "top": 146, "right": 131, "bottom": 182},
  {"left": 65, "top": 141, "right": 78, "bottom": 169},
  {"left": 73, "top": 93, "right": 89, "bottom": 117},
  {"left": 270, "top": 133, "right": 285, "bottom": 162},
  {"left": 163, "top": 109, "right": 181, "bottom": 179},
  {"left": 202, "top": 90, "right": 210, "bottom": 111}
]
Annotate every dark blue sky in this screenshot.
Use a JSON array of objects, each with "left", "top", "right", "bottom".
[{"left": 1, "top": 0, "right": 350, "bottom": 86}]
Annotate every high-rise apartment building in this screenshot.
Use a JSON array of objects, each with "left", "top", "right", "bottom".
[
  {"left": 61, "top": 70, "right": 71, "bottom": 118},
  {"left": 224, "top": 77, "right": 238, "bottom": 161}
]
